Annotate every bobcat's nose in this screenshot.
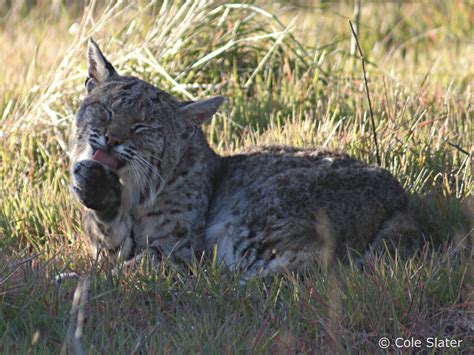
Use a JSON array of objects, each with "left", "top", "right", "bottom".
[{"left": 105, "top": 133, "right": 121, "bottom": 147}]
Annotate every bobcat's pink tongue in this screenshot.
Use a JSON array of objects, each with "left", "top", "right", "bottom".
[{"left": 92, "top": 149, "right": 119, "bottom": 170}]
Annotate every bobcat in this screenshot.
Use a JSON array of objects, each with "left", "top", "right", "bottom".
[{"left": 70, "top": 39, "right": 419, "bottom": 278}]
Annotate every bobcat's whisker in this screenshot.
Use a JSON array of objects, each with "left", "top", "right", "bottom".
[
  {"left": 133, "top": 157, "right": 163, "bottom": 198},
  {"left": 131, "top": 160, "right": 154, "bottom": 197},
  {"left": 135, "top": 155, "right": 165, "bottom": 186},
  {"left": 129, "top": 161, "right": 145, "bottom": 193},
  {"left": 145, "top": 154, "right": 164, "bottom": 163}
]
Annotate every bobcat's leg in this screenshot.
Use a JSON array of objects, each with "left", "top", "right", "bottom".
[
  {"left": 238, "top": 212, "right": 337, "bottom": 281},
  {"left": 147, "top": 232, "right": 197, "bottom": 265},
  {"left": 72, "top": 160, "right": 135, "bottom": 261},
  {"left": 368, "top": 211, "right": 421, "bottom": 258}
]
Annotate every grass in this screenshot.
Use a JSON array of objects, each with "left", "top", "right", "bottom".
[{"left": 0, "top": 0, "right": 473, "bottom": 353}]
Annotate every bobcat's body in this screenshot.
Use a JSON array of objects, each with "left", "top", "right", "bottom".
[
  {"left": 207, "top": 146, "right": 414, "bottom": 276},
  {"left": 70, "top": 40, "right": 419, "bottom": 277}
]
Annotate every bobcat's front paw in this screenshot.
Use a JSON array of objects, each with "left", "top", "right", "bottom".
[{"left": 72, "top": 160, "right": 121, "bottom": 212}]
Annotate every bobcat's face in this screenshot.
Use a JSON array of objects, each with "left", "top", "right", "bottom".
[
  {"left": 70, "top": 39, "right": 224, "bottom": 206},
  {"left": 73, "top": 77, "right": 181, "bottom": 199}
]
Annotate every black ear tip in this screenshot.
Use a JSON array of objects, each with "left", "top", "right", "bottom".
[
  {"left": 214, "top": 96, "right": 226, "bottom": 105},
  {"left": 88, "top": 39, "right": 97, "bottom": 57},
  {"left": 88, "top": 38, "right": 101, "bottom": 55}
]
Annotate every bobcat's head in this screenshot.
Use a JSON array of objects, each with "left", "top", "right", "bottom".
[{"left": 71, "top": 39, "right": 224, "bottom": 205}]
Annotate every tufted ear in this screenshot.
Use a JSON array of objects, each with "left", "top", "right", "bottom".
[
  {"left": 178, "top": 96, "right": 225, "bottom": 125},
  {"left": 86, "top": 39, "right": 118, "bottom": 92}
]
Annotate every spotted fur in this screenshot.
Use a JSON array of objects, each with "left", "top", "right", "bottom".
[{"left": 70, "top": 40, "right": 420, "bottom": 276}]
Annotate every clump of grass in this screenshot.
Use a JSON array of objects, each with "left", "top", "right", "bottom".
[{"left": 0, "top": 0, "right": 472, "bottom": 352}]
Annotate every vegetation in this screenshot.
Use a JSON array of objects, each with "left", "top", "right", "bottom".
[{"left": 0, "top": 0, "right": 472, "bottom": 352}]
